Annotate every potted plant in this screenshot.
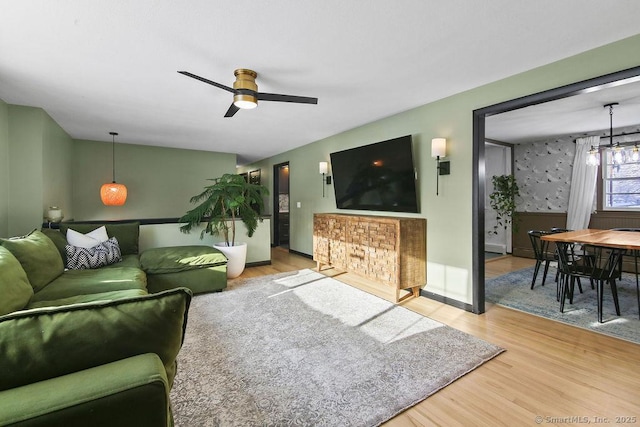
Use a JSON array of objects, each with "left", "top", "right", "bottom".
[
  {"left": 488, "top": 174, "right": 520, "bottom": 235},
  {"left": 179, "top": 173, "right": 269, "bottom": 278}
]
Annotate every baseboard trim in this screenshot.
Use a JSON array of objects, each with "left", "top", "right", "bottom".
[
  {"left": 420, "top": 289, "right": 474, "bottom": 312},
  {"left": 246, "top": 260, "right": 271, "bottom": 267},
  {"left": 289, "top": 249, "right": 313, "bottom": 259}
]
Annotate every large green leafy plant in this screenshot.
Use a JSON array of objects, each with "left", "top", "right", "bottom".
[
  {"left": 179, "top": 173, "right": 269, "bottom": 247},
  {"left": 488, "top": 174, "right": 520, "bottom": 235}
]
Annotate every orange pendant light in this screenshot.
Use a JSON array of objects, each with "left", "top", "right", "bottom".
[{"left": 100, "top": 132, "right": 128, "bottom": 206}]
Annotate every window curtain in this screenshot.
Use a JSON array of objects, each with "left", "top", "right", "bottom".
[{"left": 566, "top": 136, "right": 600, "bottom": 230}]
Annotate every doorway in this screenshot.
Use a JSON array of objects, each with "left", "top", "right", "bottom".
[
  {"left": 273, "top": 162, "right": 290, "bottom": 249},
  {"left": 485, "top": 142, "right": 513, "bottom": 255},
  {"left": 472, "top": 65, "right": 640, "bottom": 315}
]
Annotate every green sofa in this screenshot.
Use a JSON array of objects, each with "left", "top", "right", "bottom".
[
  {"left": 49, "top": 221, "right": 229, "bottom": 295},
  {"left": 0, "top": 222, "right": 226, "bottom": 426}
]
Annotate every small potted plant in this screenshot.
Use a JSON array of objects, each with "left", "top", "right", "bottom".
[
  {"left": 179, "top": 173, "right": 269, "bottom": 278},
  {"left": 488, "top": 174, "right": 520, "bottom": 235}
]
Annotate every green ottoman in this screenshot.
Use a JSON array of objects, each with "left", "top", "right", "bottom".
[{"left": 140, "top": 246, "right": 227, "bottom": 294}]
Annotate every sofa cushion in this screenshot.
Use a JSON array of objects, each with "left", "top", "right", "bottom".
[
  {"left": 66, "top": 237, "right": 123, "bottom": 270},
  {"left": 39, "top": 228, "right": 69, "bottom": 263},
  {"left": 27, "top": 289, "right": 148, "bottom": 309},
  {"left": 140, "top": 245, "right": 227, "bottom": 274},
  {"left": 66, "top": 226, "right": 109, "bottom": 249},
  {"left": 30, "top": 267, "right": 147, "bottom": 304},
  {"left": 101, "top": 253, "right": 141, "bottom": 269},
  {"left": 0, "top": 287, "right": 192, "bottom": 392},
  {"left": 1, "top": 230, "right": 64, "bottom": 292},
  {"left": 0, "top": 246, "right": 34, "bottom": 316},
  {"left": 60, "top": 222, "right": 140, "bottom": 255},
  {"left": 0, "top": 353, "right": 170, "bottom": 427}
]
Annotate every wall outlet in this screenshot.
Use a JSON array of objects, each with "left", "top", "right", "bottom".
[{"left": 296, "top": 202, "right": 301, "bottom": 208}]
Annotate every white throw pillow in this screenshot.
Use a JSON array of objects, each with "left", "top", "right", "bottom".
[{"left": 66, "top": 226, "right": 109, "bottom": 249}]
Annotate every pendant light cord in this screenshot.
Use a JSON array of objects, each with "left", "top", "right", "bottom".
[
  {"left": 604, "top": 102, "right": 618, "bottom": 148},
  {"left": 610, "top": 104, "right": 613, "bottom": 147},
  {"left": 109, "top": 131, "right": 118, "bottom": 183}
]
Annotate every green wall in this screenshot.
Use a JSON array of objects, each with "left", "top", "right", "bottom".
[
  {"left": 7, "top": 106, "right": 43, "bottom": 236},
  {"left": 1, "top": 102, "right": 236, "bottom": 234},
  {"left": 72, "top": 140, "right": 236, "bottom": 220},
  {"left": 0, "top": 99, "right": 8, "bottom": 236},
  {"left": 5, "top": 105, "right": 74, "bottom": 236},
  {"left": 245, "top": 33, "right": 640, "bottom": 305},
  {"left": 42, "top": 110, "right": 74, "bottom": 225}
]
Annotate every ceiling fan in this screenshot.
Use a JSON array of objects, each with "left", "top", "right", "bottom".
[{"left": 178, "top": 68, "right": 318, "bottom": 117}]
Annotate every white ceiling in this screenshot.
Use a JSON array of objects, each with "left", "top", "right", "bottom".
[
  {"left": 486, "top": 77, "right": 640, "bottom": 143},
  {"left": 1, "top": 1, "right": 640, "bottom": 164}
]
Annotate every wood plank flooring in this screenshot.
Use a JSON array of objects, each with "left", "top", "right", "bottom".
[{"left": 230, "top": 248, "right": 640, "bottom": 426}]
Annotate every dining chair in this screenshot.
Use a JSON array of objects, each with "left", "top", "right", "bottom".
[
  {"left": 550, "top": 227, "right": 594, "bottom": 291},
  {"left": 555, "top": 241, "right": 621, "bottom": 323},
  {"left": 528, "top": 230, "right": 556, "bottom": 290},
  {"left": 611, "top": 227, "right": 640, "bottom": 319}
]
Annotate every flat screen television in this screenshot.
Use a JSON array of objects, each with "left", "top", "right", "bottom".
[{"left": 330, "top": 135, "right": 419, "bottom": 213}]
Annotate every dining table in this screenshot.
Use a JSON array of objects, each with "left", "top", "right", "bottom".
[
  {"left": 541, "top": 228, "right": 640, "bottom": 251},
  {"left": 542, "top": 228, "right": 640, "bottom": 322}
]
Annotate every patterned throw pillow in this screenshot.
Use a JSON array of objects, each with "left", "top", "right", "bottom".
[{"left": 65, "top": 237, "right": 122, "bottom": 270}]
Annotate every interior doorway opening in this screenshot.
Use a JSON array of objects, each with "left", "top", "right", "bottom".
[
  {"left": 485, "top": 142, "right": 513, "bottom": 256},
  {"left": 273, "top": 162, "right": 290, "bottom": 249},
  {"left": 473, "top": 65, "right": 640, "bottom": 315}
]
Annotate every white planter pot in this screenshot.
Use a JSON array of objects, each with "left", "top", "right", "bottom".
[{"left": 214, "top": 242, "right": 248, "bottom": 279}]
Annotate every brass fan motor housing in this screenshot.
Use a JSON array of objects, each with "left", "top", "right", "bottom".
[{"left": 233, "top": 68, "right": 258, "bottom": 106}]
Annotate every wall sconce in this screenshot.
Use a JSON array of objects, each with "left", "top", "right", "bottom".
[
  {"left": 319, "top": 161, "right": 332, "bottom": 197},
  {"left": 431, "top": 138, "right": 450, "bottom": 196}
]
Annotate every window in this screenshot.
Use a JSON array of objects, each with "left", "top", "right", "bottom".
[{"left": 602, "top": 147, "right": 640, "bottom": 210}]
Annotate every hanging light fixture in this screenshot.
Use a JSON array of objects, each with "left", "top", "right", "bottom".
[
  {"left": 631, "top": 144, "right": 640, "bottom": 162},
  {"left": 612, "top": 142, "right": 625, "bottom": 164},
  {"left": 586, "top": 146, "right": 600, "bottom": 166},
  {"left": 605, "top": 103, "right": 619, "bottom": 161},
  {"left": 586, "top": 102, "right": 620, "bottom": 166},
  {"left": 100, "top": 131, "right": 128, "bottom": 206}
]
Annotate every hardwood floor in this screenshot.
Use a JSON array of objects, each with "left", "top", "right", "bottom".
[{"left": 232, "top": 249, "right": 640, "bottom": 426}]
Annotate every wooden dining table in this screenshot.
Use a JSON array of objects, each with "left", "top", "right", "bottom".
[
  {"left": 541, "top": 228, "right": 640, "bottom": 250},
  {"left": 542, "top": 228, "right": 640, "bottom": 322}
]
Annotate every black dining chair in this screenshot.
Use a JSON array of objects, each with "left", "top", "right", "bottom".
[
  {"left": 611, "top": 227, "right": 640, "bottom": 319},
  {"left": 550, "top": 227, "right": 594, "bottom": 291},
  {"left": 528, "top": 230, "right": 556, "bottom": 290},
  {"left": 555, "top": 241, "right": 621, "bottom": 323}
]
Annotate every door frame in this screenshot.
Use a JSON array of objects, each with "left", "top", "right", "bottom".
[
  {"left": 472, "top": 65, "right": 640, "bottom": 315},
  {"left": 272, "top": 161, "right": 290, "bottom": 248}
]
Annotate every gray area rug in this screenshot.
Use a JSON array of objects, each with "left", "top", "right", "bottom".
[
  {"left": 486, "top": 266, "right": 640, "bottom": 344},
  {"left": 171, "top": 269, "right": 504, "bottom": 426}
]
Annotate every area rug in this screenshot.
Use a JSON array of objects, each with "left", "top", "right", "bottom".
[
  {"left": 486, "top": 266, "right": 640, "bottom": 344},
  {"left": 170, "top": 269, "right": 504, "bottom": 426}
]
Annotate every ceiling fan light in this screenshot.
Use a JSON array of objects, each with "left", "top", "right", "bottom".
[{"left": 233, "top": 94, "right": 258, "bottom": 109}]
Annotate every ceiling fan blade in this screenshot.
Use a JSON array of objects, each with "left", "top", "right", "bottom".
[
  {"left": 257, "top": 92, "right": 318, "bottom": 104},
  {"left": 178, "top": 71, "right": 235, "bottom": 93},
  {"left": 224, "top": 103, "right": 240, "bottom": 118}
]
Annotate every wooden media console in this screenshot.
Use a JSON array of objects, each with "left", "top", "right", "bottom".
[{"left": 313, "top": 213, "right": 426, "bottom": 302}]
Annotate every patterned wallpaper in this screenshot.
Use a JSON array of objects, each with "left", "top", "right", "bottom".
[
  {"left": 512, "top": 125, "right": 640, "bottom": 212},
  {"left": 514, "top": 137, "right": 575, "bottom": 212}
]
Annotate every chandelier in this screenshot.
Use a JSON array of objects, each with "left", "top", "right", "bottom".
[{"left": 586, "top": 103, "right": 640, "bottom": 166}]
